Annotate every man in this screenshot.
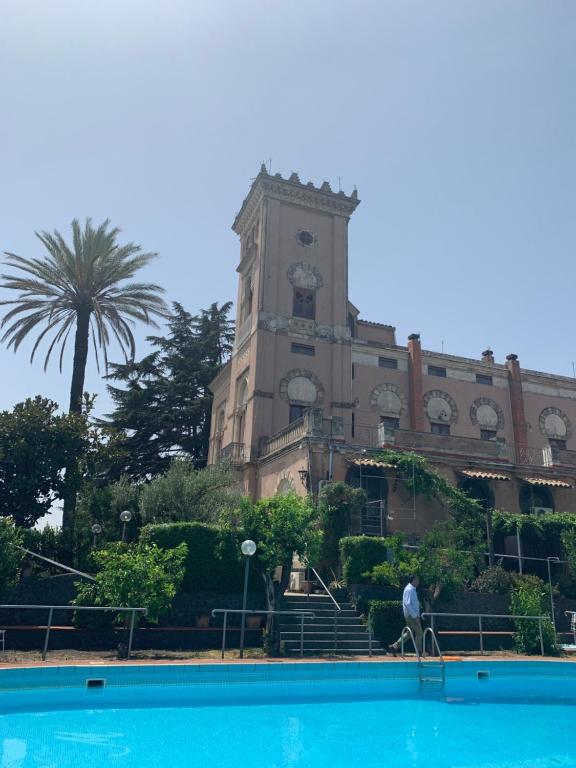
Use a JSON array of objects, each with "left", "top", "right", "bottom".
[{"left": 388, "top": 574, "right": 423, "bottom": 655}]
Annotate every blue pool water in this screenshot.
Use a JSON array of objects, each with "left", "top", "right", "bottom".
[{"left": 1, "top": 662, "right": 575, "bottom": 768}]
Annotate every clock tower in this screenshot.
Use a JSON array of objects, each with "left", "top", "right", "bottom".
[{"left": 210, "top": 165, "right": 360, "bottom": 493}]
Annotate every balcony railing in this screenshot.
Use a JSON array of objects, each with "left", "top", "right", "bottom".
[
  {"left": 260, "top": 417, "right": 307, "bottom": 457},
  {"left": 352, "top": 425, "right": 567, "bottom": 469},
  {"left": 219, "top": 442, "right": 246, "bottom": 465}
]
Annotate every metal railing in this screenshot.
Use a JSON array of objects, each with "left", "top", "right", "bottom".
[
  {"left": 309, "top": 567, "right": 341, "bottom": 611},
  {"left": 422, "top": 612, "right": 549, "bottom": 656},
  {"left": 400, "top": 625, "right": 420, "bottom": 659},
  {"left": 423, "top": 626, "right": 444, "bottom": 660},
  {"left": 0, "top": 604, "right": 147, "bottom": 661},
  {"left": 211, "top": 609, "right": 315, "bottom": 658},
  {"left": 308, "top": 567, "right": 342, "bottom": 654}
]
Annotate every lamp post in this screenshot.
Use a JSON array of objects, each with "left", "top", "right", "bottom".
[
  {"left": 120, "top": 510, "right": 132, "bottom": 542},
  {"left": 91, "top": 523, "right": 102, "bottom": 547},
  {"left": 239, "top": 539, "right": 257, "bottom": 659},
  {"left": 546, "top": 556, "right": 560, "bottom": 631}
]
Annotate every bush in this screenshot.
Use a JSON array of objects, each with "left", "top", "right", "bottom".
[
  {"left": 510, "top": 574, "right": 557, "bottom": 655},
  {"left": 366, "top": 600, "right": 404, "bottom": 647},
  {"left": 140, "top": 522, "right": 260, "bottom": 593},
  {"left": 74, "top": 542, "right": 187, "bottom": 624},
  {"left": 340, "top": 536, "right": 389, "bottom": 584},
  {"left": 470, "top": 565, "right": 516, "bottom": 595}
]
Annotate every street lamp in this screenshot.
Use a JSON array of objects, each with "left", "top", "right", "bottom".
[
  {"left": 91, "top": 523, "right": 102, "bottom": 547},
  {"left": 546, "top": 556, "right": 561, "bottom": 631},
  {"left": 120, "top": 510, "right": 132, "bottom": 542},
  {"left": 239, "top": 539, "right": 257, "bottom": 659}
]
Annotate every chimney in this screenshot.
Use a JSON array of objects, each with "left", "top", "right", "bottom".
[
  {"left": 506, "top": 353, "right": 528, "bottom": 458},
  {"left": 407, "top": 334, "right": 424, "bottom": 432},
  {"left": 482, "top": 349, "right": 495, "bottom": 364}
]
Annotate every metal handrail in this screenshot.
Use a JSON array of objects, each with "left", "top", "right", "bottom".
[
  {"left": 0, "top": 604, "right": 147, "bottom": 661},
  {"left": 422, "top": 611, "right": 549, "bottom": 656},
  {"left": 423, "top": 626, "right": 444, "bottom": 660},
  {"left": 400, "top": 624, "right": 421, "bottom": 660},
  {"left": 211, "top": 609, "right": 315, "bottom": 658},
  {"left": 309, "top": 567, "right": 341, "bottom": 612}
]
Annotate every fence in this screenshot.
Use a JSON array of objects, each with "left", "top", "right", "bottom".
[
  {"left": 0, "top": 604, "right": 146, "bottom": 661},
  {"left": 211, "top": 609, "right": 315, "bottom": 658},
  {"left": 422, "top": 611, "right": 548, "bottom": 656}
]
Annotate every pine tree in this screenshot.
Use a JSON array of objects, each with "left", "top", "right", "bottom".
[{"left": 105, "top": 302, "right": 234, "bottom": 479}]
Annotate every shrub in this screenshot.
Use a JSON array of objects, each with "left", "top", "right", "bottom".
[
  {"left": 340, "top": 536, "right": 389, "bottom": 584},
  {"left": 74, "top": 542, "right": 187, "bottom": 625},
  {"left": 470, "top": 565, "right": 516, "bottom": 594},
  {"left": 510, "top": 574, "right": 557, "bottom": 655},
  {"left": 366, "top": 600, "right": 404, "bottom": 647},
  {"left": 140, "top": 522, "right": 260, "bottom": 593}
]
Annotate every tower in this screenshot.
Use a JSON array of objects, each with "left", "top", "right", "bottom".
[{"left": 209, "top": 165, "right": 360, "bottom": 495}]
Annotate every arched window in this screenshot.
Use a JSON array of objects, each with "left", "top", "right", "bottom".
[
  {"left": 293, "top": 287, "right": 316, "bottom": 320},
  {"left": 519, "top": 483, "right": 554, "bottom": 514},
  {"left": 459, "top": 477, "right": 494, "bottom": 511}
]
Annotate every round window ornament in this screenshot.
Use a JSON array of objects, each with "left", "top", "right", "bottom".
[
  {"left": 296, "top": 230, "right": 315, "bottom": 247},
  {"left": 423, "top": 390, "right": 459, "bottom": 424},
  {"left": 470, "top": 398, "right": 505, "bottom": 431},
  {"left": 539, "top": 407, "right": 571, "bottom": 439}
]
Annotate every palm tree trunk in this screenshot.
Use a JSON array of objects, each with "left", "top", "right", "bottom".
[
  {"left": 62, "top": 308, "right": 91, "bottom": 547},
  {"left": 69, "top": 307, "right": 91, "bottom": 413}
]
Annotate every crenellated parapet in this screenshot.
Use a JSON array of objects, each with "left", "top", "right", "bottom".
[{"left": 232, "top": 164, "right": 360, "bottom": 234}]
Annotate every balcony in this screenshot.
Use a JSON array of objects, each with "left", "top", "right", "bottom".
[
  {"left": 260, "top": 417, "right": 307, "bottom": 458},
  {"left": 352, "top": 424, "right": 562, "bottom": 468},
  {"left": 219, "top": 443, "right": 246, "bottom": 466}
]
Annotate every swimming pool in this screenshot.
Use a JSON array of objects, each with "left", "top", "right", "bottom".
[{"left": 0, "top": 660, "right": 575, "bottom": 767}]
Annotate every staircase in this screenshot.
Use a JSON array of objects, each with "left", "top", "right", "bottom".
[{"left": 280, "top": 593, "right": 384, "bottom": 656}]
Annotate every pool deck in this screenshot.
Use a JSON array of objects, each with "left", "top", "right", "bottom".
[{"left": 0, "top": 653, "right": 574, "bottom": 670}]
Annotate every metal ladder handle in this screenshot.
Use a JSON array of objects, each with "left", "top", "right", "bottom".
[
  {"left": 422, "top": 626, "right": 444, "bottom": 662},
  {"left": 400, "top": 625, "right": 420, "bottom": 660}
]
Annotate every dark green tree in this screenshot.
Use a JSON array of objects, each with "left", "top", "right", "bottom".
[
  {"left": 0, "top": 397, "right": 86, "bottom": 527},
  {"left": 105, "top": 302, "right": 234, "bottom": 479}
]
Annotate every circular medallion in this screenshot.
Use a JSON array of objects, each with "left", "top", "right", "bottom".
[
  {"left": 470, "top": 398, "right": 505, "bottom": 430},
  {"left": 279, "top": 369, "right": 325, "bottom": 405},
  {"left": 539, "top": 407, "right": 571, "bottom": 439},
  {"left": 370, "top": 384, "right": 407, "bottom": 415},
  {"left": 423, "top": 390, "right": 459, "bottom": 423}
]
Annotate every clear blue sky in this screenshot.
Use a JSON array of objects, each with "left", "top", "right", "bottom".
[{"left": 1, "top": 0, "right": 575, "bottom": 418}]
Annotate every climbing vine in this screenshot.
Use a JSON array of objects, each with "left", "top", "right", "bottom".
[{"left": 374, "top": 449, "right": 484, "bottom": 533}]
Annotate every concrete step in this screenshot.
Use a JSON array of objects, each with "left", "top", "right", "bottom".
[
  {"left": 283, "top": 639, "right": 381, "bottom": 649},
  {"left": 281, "top": 631, "right": 375, "bottom": 641},
  {"left": 283, "top": 646, "right": 384, "bottom": 655},
  {"left": 280, "top": 616, "right": 367, "bottom": 632}
]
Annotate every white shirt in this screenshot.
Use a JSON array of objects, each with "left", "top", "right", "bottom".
[{"left": 402, "top": 582, "right": 420, "bottom": 619}]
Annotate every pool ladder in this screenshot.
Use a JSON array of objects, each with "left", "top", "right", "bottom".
[
  {"left": 401, "top": 626, "right": 445, "bottom": 689},
  {"left": 419, "top": 627, "right": 445, "bottom": 689}
]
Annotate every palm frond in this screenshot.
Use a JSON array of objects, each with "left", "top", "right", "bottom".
[{"left": 1, "top": 218, "right": 167, "bottom": 389}]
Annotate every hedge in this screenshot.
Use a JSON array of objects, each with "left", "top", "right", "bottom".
[
  {"left": 367, "top": 600, "right": 403, "bottom": 647},
  {"left": 340, "top": 536, "right": 389, "bottom": 584},
  {"left": 140, "top": 522, "right": 261, "bottom": 593}
]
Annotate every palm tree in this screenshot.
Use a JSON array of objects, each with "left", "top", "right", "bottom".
[{"left": 1, "top": 218, "right": 167, "bottom": 413}]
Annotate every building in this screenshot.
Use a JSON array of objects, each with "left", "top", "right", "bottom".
[{"left": 209, "top": 165, "right": 576, "bottom": 539}]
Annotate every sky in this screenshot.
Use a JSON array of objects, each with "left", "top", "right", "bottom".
[{"left": 1, "top": 0, "right": 576, "bottom": 421}]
